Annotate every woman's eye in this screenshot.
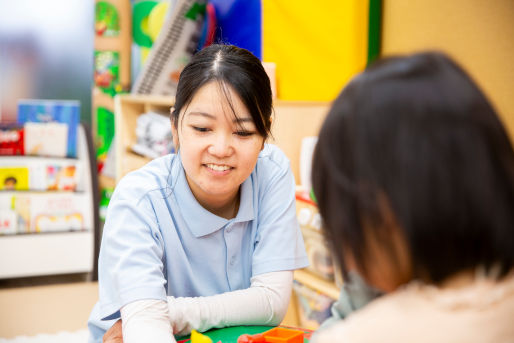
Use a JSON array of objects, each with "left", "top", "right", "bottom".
[
  {"left": 192, "top": 126, "right": 209, "bottom": 132},
  {"left": 235, "top": 131, "right": 255, "bottom": 137}
]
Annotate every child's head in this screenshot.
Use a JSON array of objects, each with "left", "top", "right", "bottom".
[
  {"left": 171, "top": 44, "right": 273, "bottom": 139},
  {"left": 312, "top": 52, "right": 514, "bottom": 291}
]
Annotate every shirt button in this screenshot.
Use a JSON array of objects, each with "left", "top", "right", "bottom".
[
  {"left": 230, "top": 256, "right": 236, "bottom": 265},
  {"left": 226, "top": 226, "right": 232, "bottom": 233}
]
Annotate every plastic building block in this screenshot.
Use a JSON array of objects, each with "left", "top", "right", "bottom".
[
  {"left": 262, "top": 327, "right": 304, "bottom": 343},
  {"left": 237, "top": 333, "right": 266, "bottom": 343},
  {"left": 190, "top": 329, "right": 213, "bottom": 343}
]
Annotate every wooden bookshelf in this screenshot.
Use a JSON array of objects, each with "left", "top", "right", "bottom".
[{"left": 113, "top": 94, "right": 174, "bottom": 182}]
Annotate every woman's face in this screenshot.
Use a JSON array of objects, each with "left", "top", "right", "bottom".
[{"left": 172, "top": 81, "right": 264, "bottom": 215}]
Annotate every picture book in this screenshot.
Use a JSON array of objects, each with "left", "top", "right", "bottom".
[
  {"left": 0, "top": 167, "right": 29, "bottom": 191},
  {"left": 46, "top": 163, "right": 80, "bottom": 191},
  {"left": 29, "top": 193, "right": 88, "bottom": 232},
  {"left": 30, "top": 161, "right": 82, "bottom": 191},
  {"left": 0, "top": 209, "right": 17, "bottom": 235},
  {"left": 17, "top": 99, "right": 80, "bottom": 157},
  {"left": 23, "top": 122, "right": 68, "bottom": 157},
  {"left": 8, "top": 193, "right": 89, "bottom": 233},
  {"left": 0, "top": 126, "right": 24, "bottom": 155}
]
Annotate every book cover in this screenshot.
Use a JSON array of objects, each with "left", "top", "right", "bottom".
[
  {"left": 46, "top": 164, "right": 80, "bottom": 191},
  {"left": 23, "top": 122, "right": 68, "bottom": 157},
  {"left": 30, "top": 193, "right": 87, "bottom": 232},
  {"left": 17, "top": 99, "right": 80, "bottom": 157},
  {"left": 0, "top": 126, "right": 24, "bottom": 155},
  {"left": 0, "top": 167, "right": 29, "bottom": 191}
]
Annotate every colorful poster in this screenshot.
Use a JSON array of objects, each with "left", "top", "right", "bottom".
[
  {"left": 95, "top": 1, "right": 120, "bottom": 37},
  {"left": 94, "top": 51, "right": 121, "bottom": 95}
]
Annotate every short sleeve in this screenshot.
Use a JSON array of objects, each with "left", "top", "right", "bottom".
[
  {"left": 252, "top": 150, "right": 309, "bottom": 276},
  {"left": 97, "top": 176, "right": 167, "bottom": 320}
]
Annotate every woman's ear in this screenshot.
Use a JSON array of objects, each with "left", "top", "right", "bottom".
[{"left": 170, "top": 108, "right": 179, "bottom": 150}]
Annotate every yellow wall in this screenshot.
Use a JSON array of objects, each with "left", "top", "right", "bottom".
[
  {"left": 381, "top": 0, "right": 514, "bottom": 140},
  {"left": 262, "top": 0, "right": 368, "bottom": 101}
]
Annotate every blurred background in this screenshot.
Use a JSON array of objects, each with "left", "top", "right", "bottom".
[
  {"left": 0, "top": 0, "right": 513, "bottom": 340},
  {"left": 0, "top": 0, "right": 94, "bottom": 123}
]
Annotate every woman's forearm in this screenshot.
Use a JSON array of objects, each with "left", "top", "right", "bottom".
[
  {"left": 167, "top": 271, "right": 294, "bottom": 336},
  {"left": 121, "top": 299, "right": 176, "bottom": 343}
]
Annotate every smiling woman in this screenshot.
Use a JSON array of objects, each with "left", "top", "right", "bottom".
[
  {"left": 171, "top": 82, "right": 265, "bottom": 218},
  {"left": 87, "top": 44, "right": 309, "bottom": 343}
]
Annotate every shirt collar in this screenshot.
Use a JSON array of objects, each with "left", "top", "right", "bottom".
[{"left": 172, "top": 155, "right": 254, "bottom": 238}]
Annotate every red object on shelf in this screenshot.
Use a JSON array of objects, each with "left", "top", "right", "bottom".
[
  {"left": 295, "top": 191, "right": 317, "bottom": 207},
  {"left": 0, "top": 126, "right": 24, "bottom": 155}
]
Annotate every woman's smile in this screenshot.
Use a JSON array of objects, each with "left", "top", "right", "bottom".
[{"left": 204, "top": 163, "right": 234, "bottom": 174}]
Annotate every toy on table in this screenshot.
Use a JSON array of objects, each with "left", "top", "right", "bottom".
[
  {"left": 190, "top": 329, "right": 219, "bottom": 343},
  {"left": 237, "top": 328, "right": 303, "bottom": 343},
  {"left": 237, "top": 333, "right": 265, "bottom": 343}
]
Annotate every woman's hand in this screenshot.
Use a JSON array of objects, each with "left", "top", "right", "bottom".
[{"left": 103, "top": 320, "right": 123, "bottom": 343}]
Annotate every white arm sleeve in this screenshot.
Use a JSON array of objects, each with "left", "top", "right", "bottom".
[
  {"left": 167, "top": 270, "right": 293, "bottom": 336},
  {"left": 120, "top": 299, "right": 176, "bottom": 343}
]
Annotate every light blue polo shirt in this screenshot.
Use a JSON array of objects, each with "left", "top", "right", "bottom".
[{"left": 88, "top": 144, "right": 309, "bottom": 342}]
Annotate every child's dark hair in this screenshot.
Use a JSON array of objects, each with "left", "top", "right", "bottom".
[
  {"left": 171, "top": 44, "right": 273, "bottom": 139},
  {"left": 312, "top": 52, "right": 514, "bottom": 284}
]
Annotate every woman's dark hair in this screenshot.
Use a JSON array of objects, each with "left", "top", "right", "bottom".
[
  {"left": 171, "top": 44, "right": 273, "bottom": 139},
  {"left": 312, "top": 52, "right": 514, "bottom": 284}
]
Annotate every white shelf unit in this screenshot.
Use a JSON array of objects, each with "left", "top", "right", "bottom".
[{"left": 0, "top": 124, "right": 99, "bottom": 279}]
